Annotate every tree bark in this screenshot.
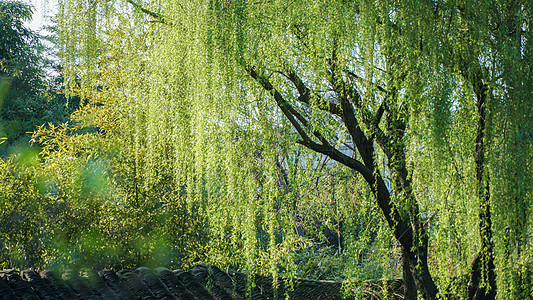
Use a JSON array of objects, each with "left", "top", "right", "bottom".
[
  {"left": 402, "top": 247, "right": 418, "bottom": 300},
  {"left": 468, "top": 82, "right": 496, "bottom": 300}
]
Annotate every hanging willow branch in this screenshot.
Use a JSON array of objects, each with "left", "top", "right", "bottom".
[{"left": 245, "top": 65, "right": 419, "bottom": 261}]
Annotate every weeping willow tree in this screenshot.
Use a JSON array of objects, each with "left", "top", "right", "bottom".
[{"left": 54, "top": 0, "right": 532, "bottom": 299}]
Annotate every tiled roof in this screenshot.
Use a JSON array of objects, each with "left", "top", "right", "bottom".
[{"left": 0, "top": 264, "right": 347, "bottom": 299}]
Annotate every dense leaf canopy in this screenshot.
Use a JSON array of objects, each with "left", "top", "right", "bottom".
[
  {"left": 0, "top": 0, "right": 531, "bottom": 299},
  {"left": 56, "top": 0, "right": 532, "bottom": 297}
]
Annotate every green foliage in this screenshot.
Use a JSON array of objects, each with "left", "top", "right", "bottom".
[
  {"left": 0, "top": 153, "right": 45, "bottom": 268},
  {"left": 295, "top": 245, "right": 345, "bottom": 280},
  {"left": 0, "top": 1, "right": 36, "bottom": 73},
  {"left": 0, "top": 0, "right": 76, "bottom": 156},
  {"left": 0, "top": 111, "right": 210, "bottom": 270},
  {"left": 0, "top": 1, "right": 531, "bottom": 299}
]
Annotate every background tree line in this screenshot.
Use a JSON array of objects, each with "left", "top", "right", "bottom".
[{"left": 0, "top": 0, "right": 80, "bottom": 155}]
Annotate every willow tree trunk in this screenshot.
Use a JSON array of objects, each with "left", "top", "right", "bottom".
[{"left": 468, "top": 81, "right": 497, "bottom": 300}]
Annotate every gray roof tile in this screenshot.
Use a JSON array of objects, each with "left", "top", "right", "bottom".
[{"left": 0, "top": 265, "right": 348, "bottom": 299}]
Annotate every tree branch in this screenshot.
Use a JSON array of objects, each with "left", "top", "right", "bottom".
[
  {"left": 326, "top": 50, "right": 375, "bottom": 169},
  {"left": 325, "top": 52, "right": 417, "bottom": 254},
  {"left": 296, "top": 138, "right": 374, "bottom": 183},
  {"left": 246, "top": 66, "right": 375, "bottom": 181},
  {"left": 347, "top": 71, "right": 388, "bottom": 94},
  {"left": 374, "top": 103, "right": 385, "bottom": 125},
  {"left": 126, "top": 0, "right": 170, "bottom": 25},
  {"left": 247, "top": 64, "right": 416, "bottom": 269},
  {"left": 247, "top": 67, "right": 333, "bottom": 148},
  {"left": 282, "top": 70, "right": 342, "bottom": 116}
]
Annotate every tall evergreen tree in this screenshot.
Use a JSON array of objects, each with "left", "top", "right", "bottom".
[{"left": 0, "top": 0, "right": 75, "bottom": 155}]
